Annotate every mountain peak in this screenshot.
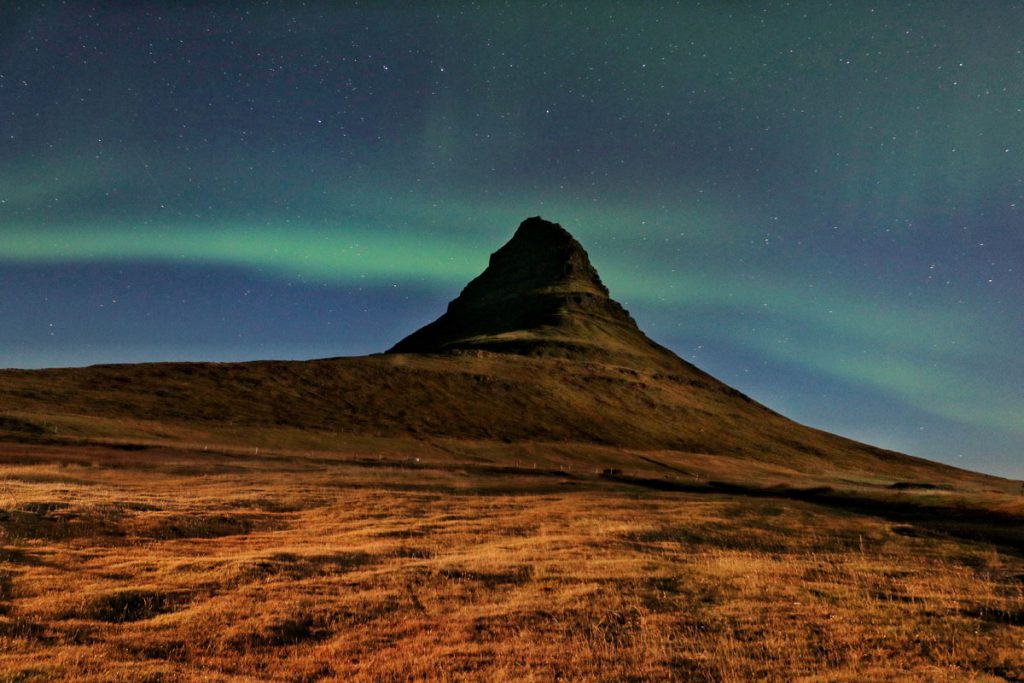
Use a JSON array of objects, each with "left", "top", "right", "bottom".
[
  {"left": 510, "top": 215, "right": 574, "bottom": 242},
  {"left": 388, "top": 217, "right": 677, "bottom": 367},
  {"left": 504, "top": 215, "right": 594, "bottom": 262},
  {"left": 466, "top": 216, "right": 609, "bottom": 302}
]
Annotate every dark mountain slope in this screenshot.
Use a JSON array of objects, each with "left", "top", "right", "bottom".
[{"left": 389, "top": 216, "right": 678, "bottom": 368}]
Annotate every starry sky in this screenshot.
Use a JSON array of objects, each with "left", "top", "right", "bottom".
[{"left": 1, "top": 2, "right": 1021, "bottom": 477}]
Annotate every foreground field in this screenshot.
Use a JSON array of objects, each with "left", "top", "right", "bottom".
[{"left": 1, "top": 440, "right": 1022, "bottom": 681}]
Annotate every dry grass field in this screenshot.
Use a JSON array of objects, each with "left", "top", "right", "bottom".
[
  {"left": 4, "top": 199, "right": 1019, "bottom": 680},
  {"left": 2, "top": 439, "right": 1022, "bottom": 682}
]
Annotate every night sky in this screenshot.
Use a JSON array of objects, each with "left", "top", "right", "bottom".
[{"left": 1, "top": 2, "right": 1021, "bottom": 477}]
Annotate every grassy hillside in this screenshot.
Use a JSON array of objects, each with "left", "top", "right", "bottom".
[
  {"left": 0, "top": 352, "right": 996, "bottom": 486},
  {"left": 1, "top": 350, "right": 1021, "bottom": 680}
]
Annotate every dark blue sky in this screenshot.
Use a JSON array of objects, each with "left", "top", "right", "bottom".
[{"left": 1, "top": 2, "right": 1021, "bottom": 477}]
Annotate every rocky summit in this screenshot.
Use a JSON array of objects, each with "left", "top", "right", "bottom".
[{"left": 388, "top": 217, "right": 679, "bottom": 368}]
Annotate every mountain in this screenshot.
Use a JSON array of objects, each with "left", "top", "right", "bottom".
[{"left": 0, "top": 217, "right": 994, "bottom": 485}]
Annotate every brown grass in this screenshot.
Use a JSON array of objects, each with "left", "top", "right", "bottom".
[
  {"left": 0, "top": 352, "right": 994, "bottom": 485},
  {"left": 1, "top": 441, "right": 1022, "bottom": 681}
]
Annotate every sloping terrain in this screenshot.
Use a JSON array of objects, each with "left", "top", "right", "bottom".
[{"left": 0, "top": 351, "right": 987, "bottom": 486}]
